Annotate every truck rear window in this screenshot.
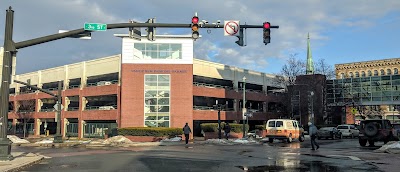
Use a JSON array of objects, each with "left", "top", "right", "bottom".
[
  {"left": 276, "top": 121, "right": 283, "bottom": 127},
  {"left": 337, "top": 126, "right": 348, "bottom": 129},
  {"left": 268, "top": 121, "right": 275, "bottom": 127}
]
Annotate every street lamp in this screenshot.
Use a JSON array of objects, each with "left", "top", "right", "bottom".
[
  {"left": 214, "top": 100, "right": 227, "bottom": 139},
  {"left": 242, "top": 76, "right": 246, "bottom": 138},
  {"left": 310, "top": 91, "right": 314, "bottom": 123}
]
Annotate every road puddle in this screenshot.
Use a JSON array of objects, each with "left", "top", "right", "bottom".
[{"left": 237, "top": 160, "right": 340, "bottom": 171}]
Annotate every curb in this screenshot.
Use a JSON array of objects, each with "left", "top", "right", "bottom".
[{"left": 3, "top": 155, "right": 44, "bottom": 172}]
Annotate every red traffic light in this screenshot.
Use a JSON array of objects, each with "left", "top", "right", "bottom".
[
  {"left": 263, "top": 22, "right": 270, "bottom": 29},
  {"left": 192, "top": 16, "right": 199, "bottom": 24}
]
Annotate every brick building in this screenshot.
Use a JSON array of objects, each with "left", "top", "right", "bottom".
[{"left": 6, "top": 35, "right": 285, "bottom": 138}]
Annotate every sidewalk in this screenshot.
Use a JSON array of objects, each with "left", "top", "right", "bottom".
[{"left": 0, "top": 152, "right": 44, "bottom": 172}]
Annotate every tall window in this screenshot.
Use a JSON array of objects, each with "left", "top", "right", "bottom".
[
  {"left": 374, "top": 70, "right": 378, "bottom": 76},
  {"left": 361, "top": 71, "right": 366, "bottom": 77},
  {"left": 380, "top": 69, "right": 385, "bottom": 76},
  {"left": 144, "top": 75, "right": 170, "bottom": 127},
  {"left": 349, "top": 72, "right": 354, "bottom": 78},
  {"left": 134, "top": 43, "right": 182, "bottom": 59},
  {"left": 340, "top": 73, "right": 345, "bottom": 79},
  {"left": 395, "top": 68, "right": 399, "bottom": 75},
  {"left": 368, "top": 70, "right": 372, "bottom": 76},
  {"left": 387, "top": 69, "right": 392, "bottom": 75},
  {"left": 355, "top": 72, "right": 359, "bottom": 78}
]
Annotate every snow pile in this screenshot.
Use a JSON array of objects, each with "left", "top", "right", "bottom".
[
  {"left": 374, "top": 141, "right": 400, "bottom": 154},
  {"left": 7, "top": 135, "right": 30, "bottom": 144},
  {"left": 233, "top": 139, "right": 257, "bottom": 144},
  {"left": 205, "top": 139, "right": 232, "bottom": 145},
  {"left": 162, "top": 137, "right": 182, "bottom": 142},
  {"left": 35, "top": 138, "right": 54, "bottom": 144},
  {"left": 102, "top": 135, "right": 133, "bottom": 145}
]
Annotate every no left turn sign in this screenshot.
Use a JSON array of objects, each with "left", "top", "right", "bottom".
[{"left": 224, "top": 20, "right": 240, "bottom": 36}]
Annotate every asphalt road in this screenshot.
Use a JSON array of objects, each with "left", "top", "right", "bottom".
[{"left": 14, "top": 138, "right": 396, "bottom": 172}]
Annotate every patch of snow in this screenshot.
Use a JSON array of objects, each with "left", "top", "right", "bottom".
[
  {"left": 374, "top": 141, "right": 400, "bottom": 154},
  {"left": 162, "top": 137, "right": 182, "bottom": 142},
  {"left": 102, "top": 135, "right": 133, "bottom": 145},
  {"left": 233, "top": 139, "right": 256, "bottom": 144},
  {"left": 35, "top": 140, "right": 54, "bottom": 144},
  {"left": 205, "top": 139, "right": 231, "bottom": 144},
  {"left": 7, "top": 135, "right": 30, "bottom": 144}
]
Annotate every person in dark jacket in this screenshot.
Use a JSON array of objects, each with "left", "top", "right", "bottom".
[
  {"left": 223, "top": 123, "right": 231, "bottom": 140},
  {"left": 308, "top": 122, "right": 319, "bottom": 150},
  {"left": 183, "top": 123, "right": 191, "bottom": 145}
]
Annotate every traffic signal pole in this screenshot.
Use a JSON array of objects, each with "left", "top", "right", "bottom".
[{"left": 0, "top": 7, "right": 15, "bottom": 161}]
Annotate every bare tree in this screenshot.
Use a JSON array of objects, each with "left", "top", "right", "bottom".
[
  {"left": 274, "top": 53, "right": 306, "bottom": 88},
  {"left": 315, "top": 58, "right": 335, "bottom": 79},
  {"left": 16, "top": 100, "right": 35, "bottom": 138}
]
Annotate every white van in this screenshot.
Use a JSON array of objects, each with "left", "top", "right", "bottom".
[{"left": 265, "top": 119, "right": 305, "bottom": 143}]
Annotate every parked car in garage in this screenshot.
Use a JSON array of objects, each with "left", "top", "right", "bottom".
[
  {"left": 317, "top": 127, "right": 342, "bottom": 140},
  {"left": 337, "top": 124, "right": 360, "bottom": 138}
]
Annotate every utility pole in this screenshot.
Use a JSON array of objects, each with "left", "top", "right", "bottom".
[
  {"left": 54, "top": 81, "right": 63, "bottom": 143},
  {"left": 0, "top": 6, "right": 15, "bottom": 161},
  {"left": 242, "top": 76, "right": 246, "bottom": 138}
]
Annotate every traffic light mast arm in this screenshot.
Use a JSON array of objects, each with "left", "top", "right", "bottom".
[
  {"left": 15, "top": 23, "right": 279, "bottom": 49},
  {"left": 13, "top": 80, "right": 57, "bottom": 97}
]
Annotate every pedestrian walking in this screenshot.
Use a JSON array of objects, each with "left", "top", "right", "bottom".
[
  {"left": 183, "top": 123, "right": 191, "bottom": 145},
  {"left": 223, "top": 123, "right": 231, "bottom": 140},
  {"left": 308, "top": 122, "right": 319, "bottom": 150}
]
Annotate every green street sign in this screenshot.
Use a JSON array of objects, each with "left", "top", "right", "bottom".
[{"left": 84, "top": 23, "right": 107, "bottom": 31}]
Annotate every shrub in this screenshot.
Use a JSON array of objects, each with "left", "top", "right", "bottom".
[
  {"left": 118, "top": 127, "right": 183, "bottom": 137},
  {"left": 255, "top": 125, "right": 265, "bottom": 130},
  {"left": 200, "top": 123, "right": 249, "bottom": 133}
]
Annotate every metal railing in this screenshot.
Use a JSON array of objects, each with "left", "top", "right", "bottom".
[
  {"left": 85, "top": 105, "right": 117, "bottom": 111},
  {"left": 193, "top": 82, "right": 234, "bottom": 90},
  {"left": 193, "top": 106, "right": 235, "bottom": 111},
  {"left": 67, "top": 107, "right": 80, "bottom": 111},
  {"left": 87, "top": 80, "right": 119, "bottom": 87},
  {"left": 39, "top": 108, "right": 55, "bottom": 112},
  {"left": 68, "top": 85, "right": 80, "bottom": 89}
]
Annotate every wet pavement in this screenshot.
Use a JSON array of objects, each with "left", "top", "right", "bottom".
[{"left": 13, "top": 138, "right": 395, "bottom": 172}]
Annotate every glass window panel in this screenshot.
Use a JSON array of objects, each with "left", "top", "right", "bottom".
[
  {"left": 157, "top": 121, "right": 169, "bottom": 127},
  {"left": 145, "top": 114, "right": 157, "bottom": 120},
  {"left": 157, "top": 106, "right": 169, "bottom": 112},
  {"left": 394, "top": 69, "right": 398, "bottom": 75},
  {"left": 361, "top": 71, "right": 366, "bottom": 77},
  {"left": 368, "top": 71, "right": 372, "bottom": 76},
  {"left": 158, "top": 98, "right": 169, "bottom": 105},
  {"left": 159, "top": 51, "right": 170, "bottom": 59},
  {"left": 158, "top": 113, "right": 170, "bottom": 120},
  {"left": 170, "top": 44, "right": 181, "bottom": 51},
  {"left": 145, "top": 75, "right": 157, "bottom": 82},
  {"left": 145, "top": 121, "right": 157, "bottom": 127},
  {"left": 387, "top": 69, "right": 392, "bottom": 75},
  {"left": 145, "top": 90, "right": 157, "bottom": 97},
  {"left": 159, "top": 44, "right": 170, "bottom": 51},
  {"left": 145, "top": 98, "right": 157, "bottom": 105},
  {"left": 145, "top": 106, "right": 157, "bottom": 113},
  {"left": 134, "top": 43, "right": 146, "bottom": 51},
  {"left": 158, "top": 82, "right": 170, "bottom": 87},
  {"left": 146, "top": 44, "right": 157, "bottom": 51},
  {"left": 381, "top": 69, "right": 385, "bottom": 76},
  {"left": 145, "top": 82, "right": 158, "bottom": 87},
  {"left": 158, "top": 75, "right": 170, "bottom": 82},
  {"left": 158, "top": 91, "right": 170, "bottom": 97}
]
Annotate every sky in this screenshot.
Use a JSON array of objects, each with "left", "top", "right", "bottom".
[{"left": 0, "top": 0, "right": 400, "bottom": 75}]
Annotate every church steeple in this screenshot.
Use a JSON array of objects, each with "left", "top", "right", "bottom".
[{"left": 306, "top": 33, "right": 314, "bottom": 75}]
